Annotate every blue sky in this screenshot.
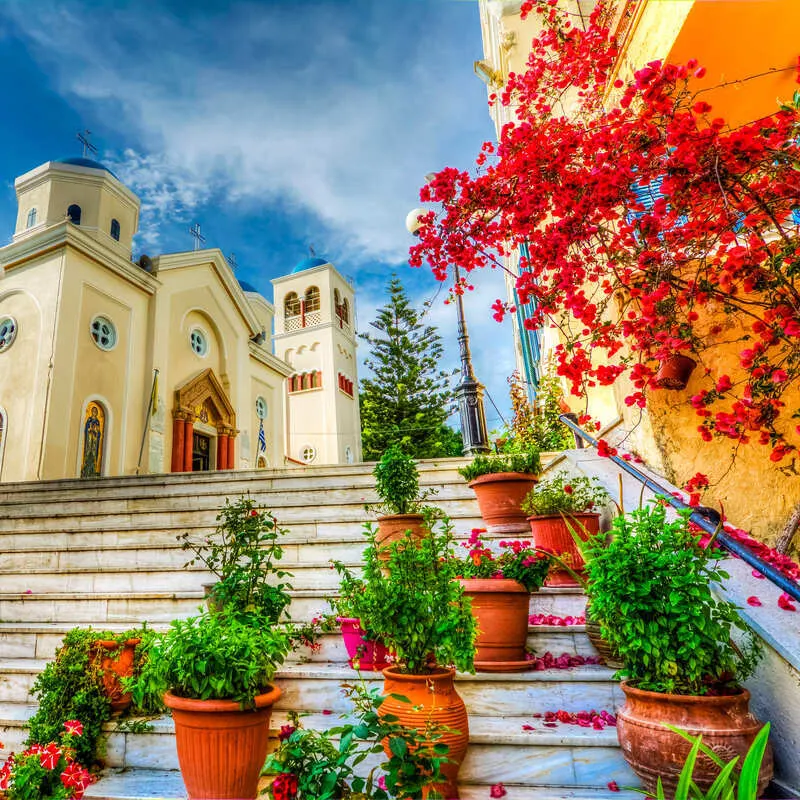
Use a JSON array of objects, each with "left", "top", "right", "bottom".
[{"left": 0, "top": 0, "right": 517, "bottom": 430}]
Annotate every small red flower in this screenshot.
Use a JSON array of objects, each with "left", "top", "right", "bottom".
[
  {"left": 278, "top": 724, "right": 296, "bottom": 742},
  {"left": 746, "top": 596, "right": 762, "bottom": 607},
  {"left": 64, "top": 720, "right": 83, "bottom": 737},
  {"left": 608, "top": 781, "right": 620, "bottom": 792},
  {"left": 39, "top": 743, "right": 61, "bottom": 771},
  {"left": 490, "top": 783, "right": 508, "bottom": 798},
  {"left": 778, "top": 593, "right": 797, "bottom": 611},
  {"left": 563, "top": 485, "right": 573, "bottom": 494},
  {"left": 322, "top": 709, "right": 333, "bottom": 715}
]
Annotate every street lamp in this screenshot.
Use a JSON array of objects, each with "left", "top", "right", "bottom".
[{"left": 406, "top": 208, "right": 490, "bottom": 456}]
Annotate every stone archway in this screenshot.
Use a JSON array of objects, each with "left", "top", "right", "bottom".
[{"left": 171, "top": 369, "right": 238, "bottom": 472}]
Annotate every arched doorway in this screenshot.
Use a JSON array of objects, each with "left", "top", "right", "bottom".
[{"left": 171, "top": 369, "right": 238, "bottom": 472}]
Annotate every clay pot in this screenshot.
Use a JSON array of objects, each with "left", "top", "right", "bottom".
[
  {"left": 584, "top": 605, "right": 623, "bottom": 669},
  {"left": 380, "top": 666, "right": 469, "bottom": 799},
  {"left": 90, "top": 638, "right": 141, "bottom": 713},
  {"left": 528, "top": 512, "right": 600, "bottom": 586},
  {"left": 468, "top": 472, "right": 538, "bottom": 534},
  {"left": 165, "top": 686, "right": 282, "bottom": 800},
  {"left": 617, "top": 682, "right": 773, "bottom": 798},
  {"left": 376, "top": 513, "right": 426, "bottom": 561},
  {"left": 337, "top": 617, "right": 390, "bottom": 671},
  {"left": 458, "top": 578, "right": 531, "bottom": 672},
  {"left": 655, "top": 355, "right": 697, "bottom": 390}
]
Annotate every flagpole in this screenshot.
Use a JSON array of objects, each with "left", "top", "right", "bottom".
[{"left": 136, "top": 369, "right": 159, "bottom": 475}]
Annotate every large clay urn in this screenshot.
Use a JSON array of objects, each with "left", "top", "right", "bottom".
[
  {"left": 655, "top": 354, "right": 696, "bottom": 390},
  {"left": 528, "top": 512, "right": 600, "bottom": 586},
  {"left": 458, "top": 578, "right": 531, "bottom": 672},
  {"left": 376, "top": 514, "right": 426, "bottom": 561},
  {"left": 617, "top": 682, "right": 773, "bottom": 798},
  {"left": 164, "top": 685, "right": 282, "bottom": 800},
  {"left": 90, "top": 638, "right": 141, "bottom": 713},
  {"left": 380, "top": 666, "right": 469, "bottom": 799},
  {"left": 468, "top": 472, "right": 537, "bottom": 534}
]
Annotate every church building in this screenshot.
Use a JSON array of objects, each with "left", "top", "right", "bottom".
[{"left": 0, "top": 157, "right": 361, "bottom": 481}]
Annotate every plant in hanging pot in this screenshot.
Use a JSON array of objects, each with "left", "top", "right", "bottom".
[
  {"left": 130, "top": 611, "right": 291, "bottom": 800},
  {"left": 521, "top": 471, "right": 609, "bottom": 586},
  {"left": 370, "top": 445, "right": 435, "bottom": 556},
  {"left": 454, "top": 528, "right": 551, "bottom": 672},
  {"left": 584, "top": 502, "right": 771, "bottom": 797},
  {"left": 359, "top": 516, "right": 477, "bottom": 799},
  {"left": 458, "top": 450, "right": 541, "bottom": 534}
]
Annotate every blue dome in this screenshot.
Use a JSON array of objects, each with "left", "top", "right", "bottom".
[
  {"left": 56, "top": 157, "right": 117, "bottom": 178},
  {"left": 238, "top": 279, "right": 260, "bottom": 294},
  {"left": 292, "top": 256, "right": 328, "bottom": 274}
]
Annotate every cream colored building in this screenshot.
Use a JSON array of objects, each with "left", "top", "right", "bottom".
[{"left": 0, "top": 157, "right": 360, "bottom": 481}]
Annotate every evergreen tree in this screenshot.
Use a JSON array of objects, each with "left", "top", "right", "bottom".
[{"left": 359, "top": 275, "right": 462, "bottom": 460}]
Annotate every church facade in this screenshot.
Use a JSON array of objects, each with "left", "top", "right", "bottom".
[{"left": 0, "top": 157, "right": 361, "bottom": 482}]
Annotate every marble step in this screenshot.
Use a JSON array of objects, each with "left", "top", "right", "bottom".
[
  {"left": 0, "top": 659, "right": 620, "bottom": 713},
  {"left": 0, "top": 706, "right": 634, "bottom": 788}
]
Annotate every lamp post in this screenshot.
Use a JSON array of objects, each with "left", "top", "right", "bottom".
[{"left": 406, "top": 208, "right": 490, "bottom": 455}]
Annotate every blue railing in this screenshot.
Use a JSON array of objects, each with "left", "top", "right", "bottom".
[{"left": 558, "top": 413, "right": 800, "bottom": 603}]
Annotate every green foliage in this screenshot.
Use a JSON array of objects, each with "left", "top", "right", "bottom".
[
  {"left": 331, "top": 562, "right": 383, "bottom": 641},
  {"left": 645, "top": 722, "right": 771, "bottom": 800},
  {"left": 263, "top": 680, "right": 452, "bottom": 800},
  {"left": 521, "top": 471, "right": 609, "bottom": 516},
  {"left": 372, "top": 445, "right": 433, "bottom": 515},
  {"left": 583, "top": 503, "right": 761, "bottom": 695},
  {"left": 179, "top": 496, "right": 292, "bottom": 622},
  {"left": 130, "top": 611, "right": 291, "bottom": 708},
  {"left": 359, "top": 274, "right": 460, "bottom": 460},
  {"left": 458, "top": 450, "right": 541, "bottom": 482},
  {"left": 352, "top": 517, "right": 476, "bottom": 674},
  {"left": 26, "top": 626, "right": 156, "bottom": 767}
]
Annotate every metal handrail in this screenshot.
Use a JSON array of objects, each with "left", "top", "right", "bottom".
[{"left": 558, "top": 413, "right": 800, "bottom": 602}]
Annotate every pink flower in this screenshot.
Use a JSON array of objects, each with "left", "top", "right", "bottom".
[
  {"left": 751, "top": 570, "right": 766, "bottom": 580},
  {"left": 377, "top": 775, "right": 387, "bottom": 790},
  {"left": 490, "top": 783, "right": 508, "bottom": 798}
]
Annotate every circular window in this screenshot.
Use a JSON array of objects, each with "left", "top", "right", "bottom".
[
  {"left": 190, "top": 328, "right": 208, "bottom": 357},
  {"left": 300, "top": 444, "right": 317, "bottom": 464},
  {"left": 90, "top": 316, "right": 116, "bottom": 351},
  {"left": 0, "top": 317, "right": 18, "bottom": 353},
  {"left": 345, "top": 445, "right": 354, "bottom": 464},
  {"left": 255, "top": 397, "right": 267, "bottom": 420}
]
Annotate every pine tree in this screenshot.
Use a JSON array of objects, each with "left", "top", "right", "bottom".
[{"left": 359, "top": 275, "right": 462, "bottom": 460}]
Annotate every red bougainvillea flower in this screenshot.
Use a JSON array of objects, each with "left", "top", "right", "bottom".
[
  {"left": 529, "top": 613, "right": 586, "bottom": 626},
  {"left": 541, "top": 709, "right": 617, "bottom": 729},
  {"left": 608, "top": 781, "right": 621, "bottom": 792},
  {"left": 746, "top": 596, "right": 762, "bottom": 607},
  {"left": 778, "top": 592, "right": 797, "bottom": 611},
  {"left": 490, "top": 783, "right": 508, "bottom": 798},
  {"left": 271, "top": 773, "right": 299, "bottom": 800},
  {"left": 63, "top": 720, "right": 83, "bottom": 737},
  {"left": 322, "top": 709, "right": 333, "bottom": 715}
]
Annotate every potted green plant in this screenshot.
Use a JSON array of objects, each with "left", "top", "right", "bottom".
[
  {"left": 521, "top": 471, "right": 609, "bottom": 585},
  {"left": 455, "top": 528, "right": 551, "bottom": 672},
  {"left": 370, "top": 445, "right": 434, "bottom": 554},
  {"left": 179, "top": 496, "right": 292, "bottom": 622},
  {"left": 458, "top": 450, "right": 541, "bottom": 533},
  {"left": 131, "top": 611, "right": 291, "bottom": 800},
  {"left": 583, "top": 503, "right": 771, "bottom": 796},
  {"left": 357, "top": 517, "right": 476, "bottom": 799}
]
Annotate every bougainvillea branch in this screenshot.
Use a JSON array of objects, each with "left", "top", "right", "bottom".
[{"left": 409, "top": 0, "right": 800, "bottom": 466}]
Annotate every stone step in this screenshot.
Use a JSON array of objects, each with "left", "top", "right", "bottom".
[{"left": 0, "top": 706, "right": 634, "bottom": 787}]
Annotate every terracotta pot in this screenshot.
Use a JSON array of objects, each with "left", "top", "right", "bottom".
[
  {"left": 337, "top": 617, "right": 390, "bottom": 671},
  {"left": 468, "top": 472, "right": 538, "bottom": 533},
  {"left": 164, "top": 685, "right": 282, "bottom": 800},
  {"left": 584, "top": 605, "right": 623, "bottom": 669},
  {"left": 380, "top": 666, "right": 469, "bottom": 799},
  {"left": 458, "top": 578, "right": 531, "bottom": 672},
  {"left": 617, "top": 681, "right": 773, "bottom": 798},
  {"left": 376, "top": 514, "right": 426, "bottom": 561},
  {"left": 90, "top": 638, "right": 141, "bottom": 713},
  {"left": 528, "top": 512, "right": 600, "bottom": 586},
  {"left": 655, "top": 354, "right": 697, "bottom": 390}
]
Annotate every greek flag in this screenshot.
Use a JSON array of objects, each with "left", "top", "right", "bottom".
[{"left": 258, "top": 419, "right": 266, "bottom": 453}]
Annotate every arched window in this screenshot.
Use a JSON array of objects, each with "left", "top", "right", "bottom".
[
  {"left": 26, "top": 208, "right": 37, "bottom": 228},
  {"left": 341, "top": 298, "right": 350, "bottom": 325},
  {"left": 304, "top": 286, "right": 320, "bottom": 313},
  {"left": 284, "top": 292, "right": 301, "bottom": 317},
  {"left": 110, "top": 219, "right": 121, "bottom": 241},
  {"left": 67, "top": 204, "right": 82, "bottom": 225},
  {"left": 79, "top": 400, "right": 106, "bottom": 478}
]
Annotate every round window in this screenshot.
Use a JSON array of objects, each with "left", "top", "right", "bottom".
[
  {"left": 345, "top": 445, "right": 354, "bottom": 464},
  {"left": 301, "top": 444, "right": 317, "bottom": 464},
  {"left": 255, "top": 397, "right": 267, "bottom": 420},
  {"left": 0, "top": 317, "right": 18, "bottom": 353},
  {"left": 190, "top": 328, "right": 208, "bottom": 357},
  {"left": 90, "top": 316, "right": 116, "bottom": 351}
]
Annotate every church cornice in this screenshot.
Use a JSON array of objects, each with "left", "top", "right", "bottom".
[
  {"left": 273, "top": 320, "right": 358, "bottom": 346},
  {"left": 248, "top": 343, "right": 294, "bottom": 377}
]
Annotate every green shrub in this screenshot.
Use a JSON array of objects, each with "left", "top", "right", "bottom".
[
  {"left": 521, "top": 471, "right": 608, "bottom": 516},
  {"left": 458, "top": 450, "right": 541, "bottom": 483},
  {"left": 372, "top": 445, "right": 432, "bottom": 515}
]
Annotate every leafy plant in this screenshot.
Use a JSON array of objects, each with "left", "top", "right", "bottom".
[
  {"left": 350, "top": 517, "right": 476, "bottom": 674},
  {"left": 455, "top": 528, "right": 551, "bottom": 592},
  {"left": 26, "top": 627, "right": 156, "bottom": 767},
  {"left": 522, "top": 471, "right": 609, "bottom": 517},
  {"left": 179, "top": 496, "right": 292, "bottom": 622},
  {"left": 263, "top": 680, "right": 452, "bottom": 800},
  {"left": 458, "top": 450, "right": 541, "bottom": 483},
  {"left": 371, "top": 445, "right": 433, "bottom": 516},
  {"left": 583, "top": 503, "right": 760, "bottom": 694},
  {"left": 0, "top": 721, "right": 91, "bottom": 800},
  {"left": 329, "top": 562, "right": 385, "bottom": 641},
  {"left": 129, "top": 611, "right": 291, "bottom": 708}
]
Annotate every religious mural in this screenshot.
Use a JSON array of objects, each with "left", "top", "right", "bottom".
[{"left": 80, "top": 402, "right": 105, "bottom": 478}]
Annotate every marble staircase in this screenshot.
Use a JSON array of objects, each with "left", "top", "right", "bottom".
[{"left": 0, "top": 457, "right": 637, "bottom": 800}]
